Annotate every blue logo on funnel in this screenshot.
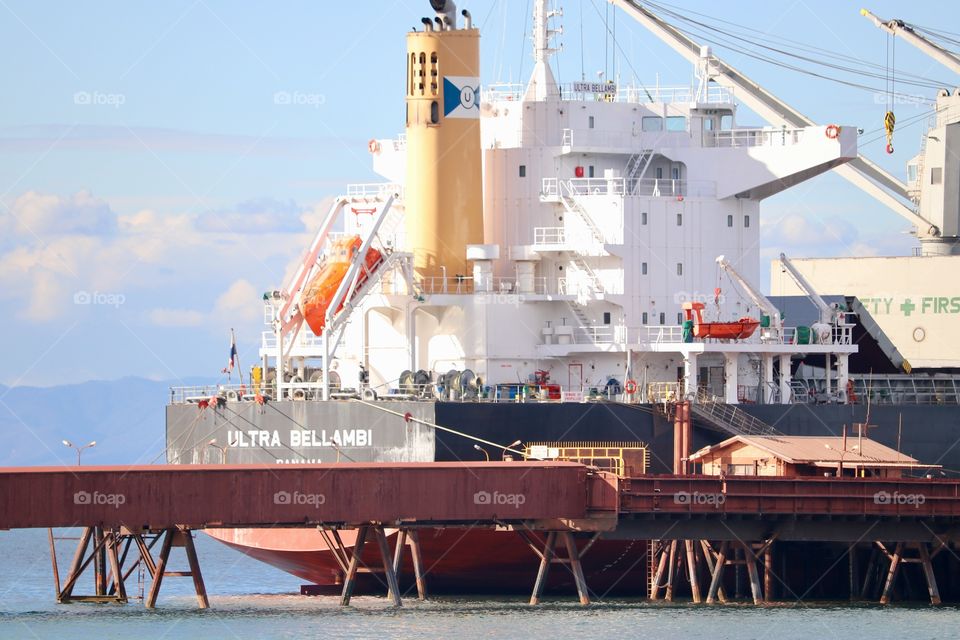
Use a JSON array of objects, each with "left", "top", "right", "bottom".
[{"left": 443, "top": 76, "right": 480, "bottom": 119}]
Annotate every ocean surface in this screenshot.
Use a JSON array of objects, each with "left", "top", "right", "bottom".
[{"left": 1, "top": 528, "right": 957, "bottom": 639}]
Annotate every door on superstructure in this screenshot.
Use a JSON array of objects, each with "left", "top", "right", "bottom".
[{"left": 568, "top": 364, "right": 584, "bottom": 392}]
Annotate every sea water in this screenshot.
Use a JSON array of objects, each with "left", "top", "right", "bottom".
[{"left": 0, "top": 529, "right": 956, "bottom": 640}]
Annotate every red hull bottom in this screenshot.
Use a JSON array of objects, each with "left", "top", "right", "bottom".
[{"left": 207, "top": 528, "right": 649, "bottom": 595}]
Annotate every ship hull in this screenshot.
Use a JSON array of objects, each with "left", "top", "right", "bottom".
[
  {"left": 168, "top": 398, "right": 960, "bottom": 592},
  {"left": 206, "top": 526, "right": 648, "bottom": 595}
]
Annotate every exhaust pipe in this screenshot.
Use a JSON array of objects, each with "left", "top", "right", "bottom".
[
  {"left": 461, "top": 9, "right": 472, "bottom": 29},
  {"left": 430, "top": 0, "right": 458, "bottom": 29},
  {"left": 421, "top": 17, "right": 434, "bottom": 32}
]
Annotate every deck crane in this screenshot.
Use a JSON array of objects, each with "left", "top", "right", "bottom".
[
  {"left": 609, "top": 1, "right": 945, "bottom": 251},
  {"left": 715, "top": 255, "right": 782, "bottom": 341},
  {"left": 778, "top": 253, "right": 837, "bottom": 327},
  {"left": 860, "top": 9, "right": 960, "bottom": 76}
]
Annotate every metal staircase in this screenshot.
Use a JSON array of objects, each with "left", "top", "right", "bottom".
[
  {"left": 689, "top": 390, "right": 781, "bottom": 437},
  {"left": 625, "top": 150, "right": 655, "bottom": 195},
  {"left": 558, "top": 180, "right": 606, "bottom": 244}
]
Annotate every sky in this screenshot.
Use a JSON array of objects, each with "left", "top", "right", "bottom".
[{"left": 0, "top": 0, "right": 958, "bottom": 387}]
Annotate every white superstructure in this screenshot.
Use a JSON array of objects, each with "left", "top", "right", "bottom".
[{"left": 259, "top": 1, "right": 860, "bottom": 406}]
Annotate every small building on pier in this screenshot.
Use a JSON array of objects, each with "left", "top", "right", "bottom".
[{"left": 689, "top": 435, "right": 939, "bottom": 478}]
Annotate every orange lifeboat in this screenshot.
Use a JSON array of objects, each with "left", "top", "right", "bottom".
[
  {"left": 682, "top": 301, "right": 759, "bottom": 340},
  {"left": 301, "top": 235, "right": 382, "bottom": 336}
]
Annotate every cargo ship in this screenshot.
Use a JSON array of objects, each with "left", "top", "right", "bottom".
[{"left": 166, "top": 1, "right": 960, "bottom": 593}]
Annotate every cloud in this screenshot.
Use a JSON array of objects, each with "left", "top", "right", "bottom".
[
  {"left": 146, "top": 279, "right": 261, "bottom": 329},
  {"left": 0, "top": 189, "right": 311, "bottom": 325},
  {"left": 213, "top": 279, "right": 261, "bottom": 325},
  {"left": 147, "top": 308, "right": 205, "bottom": 327},
  {"left": 9, "top": 190, "right": 116, "bottom": 236},
  {"left": 0, "top": 124, "right": 331, "bottom": 157},
  {"left": 195, "top": 197, "right": 305, "bottom": 234}
]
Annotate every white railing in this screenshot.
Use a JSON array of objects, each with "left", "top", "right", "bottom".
[
  {"left": 704, "top": 127, "right": 806, "bottom": 148},
  {"left": 644, "top": 325, "right": 685, "bottom": 343},
  {"left": 533, "top": 226, "right": 601, "bottom": 247},
  {"left": 346, "top": 182, "right": 403, "bottom": 199},
  {"left": 262, "top": 330, "right": 324, "bottom": 350},
  {"left": 544, "top": 176, "right": 715, "bottom": 199},
  {"left": 417, "top": 276, "right": 548, "bottom": 296},
  {"left": 482, "top": 83, "right": 733, "bottom": 105}
]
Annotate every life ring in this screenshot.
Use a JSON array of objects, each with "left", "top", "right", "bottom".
[
  {"left": 825, "top": 124, "right": 841, "bottom": 140},
  {"left": 624, "top": 379, "right": 638, "bottom": 394},
  {"left": 368, "top": 139, "right": 381, "bottom": 154}
]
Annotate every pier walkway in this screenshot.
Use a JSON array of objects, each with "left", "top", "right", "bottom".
[{"left": 2, "top": 463, "right": 959, "bottom": 607}]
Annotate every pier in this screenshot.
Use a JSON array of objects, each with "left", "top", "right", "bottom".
[{"left": 3, "top": 462, "right": 960, "bottom": 607}]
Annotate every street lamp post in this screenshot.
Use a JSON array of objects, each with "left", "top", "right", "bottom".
[
  {"left": 62, "top": 440, "right": 96, "bottom": 466},
  {"left": 825, "top": 443, "right": 860, "bottom": 477},
  {"left": 207, "top": 438, "right": 229, "bottom": 464},
  {"left": 473, "top": 444, "right": 490, "bottom": 461},
  {"left": 502, "top": 439, "right": 522, "bottom": 461}
]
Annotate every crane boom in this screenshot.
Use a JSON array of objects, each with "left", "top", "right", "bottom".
[
  {"left": 778, "top": 253, "right": 835, "bottom": 325},
  {"left": 609, "top": 0, "right": 939, "bottom": 238},
  {"left": 861, "top": 8, "right": 960, "bottom": 76},
  {"left": 715, "top": 255, "right": 781, "bottom": 328}
]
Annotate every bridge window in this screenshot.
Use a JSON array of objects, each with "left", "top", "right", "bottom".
[
  {"left": 672, "top": 167, "right": 680, "bottom": 180},
  {"left": 666, "top": 116, "right": 686, "bottom": 132},
  {"left": 656, "top": 167, "right": 663, "bottom": 179},
  {"left": 677, "top": 312, "right": 683, "bottom": 324},
  {"left": 642, "top": 312, "right": 648, "bottom": 324},
  {"left": 603, "top": 312, "right": 611, "bottom": 325},
  {"left": 588, "top": 165, "right": 595, "bottom": 178},
  {"left": 519, "top": 164, "right": 526, "bottom": 178},
  {"left": 720, "top": 114, "right": 733, "bottom": 130},
  {"left": 659, "top": 312, "right": 665, "bottom": 324},
  {"left": 727, "top": 463, "right": 756, "bottom": 476},
  {"left": 642, "top": 116, "right": 663, "bottom": 132}
]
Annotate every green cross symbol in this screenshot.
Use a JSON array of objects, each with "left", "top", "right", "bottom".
[{"left": 900, "top": 299, "right": 916, "bottom": 316}]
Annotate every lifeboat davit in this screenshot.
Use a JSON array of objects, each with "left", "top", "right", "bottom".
[
  {"left": 682, "top": 301, "right": 759, "bottom": 340},
  {"left": 301, "top": 235, "right": 382, "bottom": 336}
]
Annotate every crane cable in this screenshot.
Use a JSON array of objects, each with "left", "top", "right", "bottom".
[{"left": 884, "top": 33, "right": 896, "bottom": 154}]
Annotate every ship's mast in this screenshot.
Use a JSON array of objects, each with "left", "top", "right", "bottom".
[{"left": 523, "top": 0, "right": 562, "bottom": 101}]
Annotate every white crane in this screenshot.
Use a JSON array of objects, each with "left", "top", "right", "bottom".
[
  {"left": 860, "top": 8, "right": 960, "bottom": 76},
  {"left": 715, "top": 255, "right": 782, "bottom": 335},
  {"left": 609, "top": 1, "right": 941, "bottom": 244},
  {"left": 778, "top": 253, "right": 837, "bottom": 326}
]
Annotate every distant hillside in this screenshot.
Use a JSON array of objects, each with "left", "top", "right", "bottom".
[{"left": 0, "top": 377, "right": 212, "bottom": 466}]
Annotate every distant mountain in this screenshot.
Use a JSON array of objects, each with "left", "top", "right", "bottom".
[{"left": 0, "top": 377, "right": 214, "bottom": 466}]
